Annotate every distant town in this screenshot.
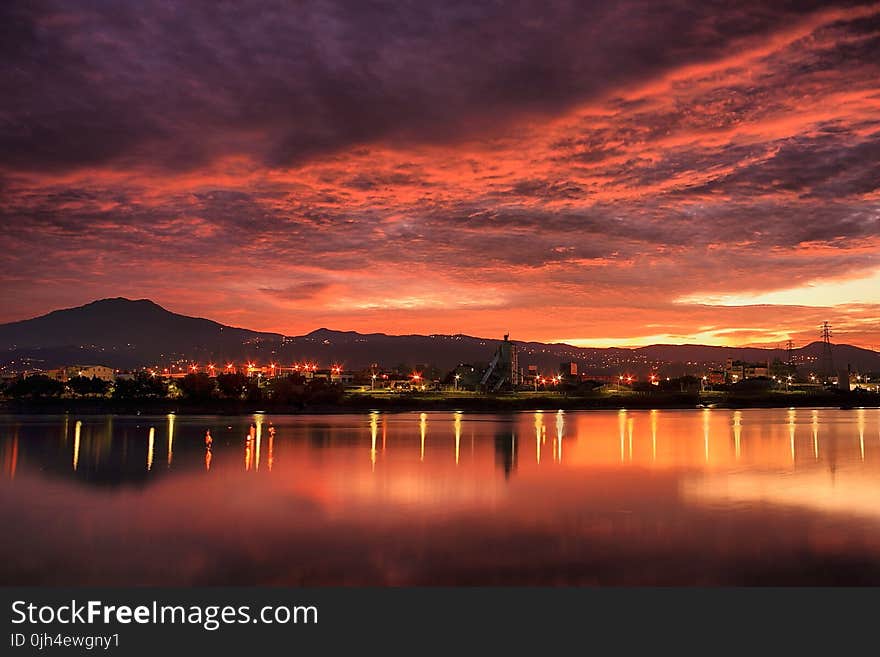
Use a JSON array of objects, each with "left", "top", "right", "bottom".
[
  {"left": 0, "top": 299, "right": 877, "bottom": 408},
  {"left": 3, "top": 330, "right": 878, "bottom": 409}
]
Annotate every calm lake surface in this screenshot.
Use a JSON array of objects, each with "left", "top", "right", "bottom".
[{"left": 2, "top": 408, "right": 879, "bottom": 585}]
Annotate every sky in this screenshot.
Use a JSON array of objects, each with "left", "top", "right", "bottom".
[{"left": 1, "top": 0, "right": 879, "bottom": 348}]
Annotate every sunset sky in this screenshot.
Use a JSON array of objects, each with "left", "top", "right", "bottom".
[{"left": 1, "top": 0, "right": 879, "bottom": 348}]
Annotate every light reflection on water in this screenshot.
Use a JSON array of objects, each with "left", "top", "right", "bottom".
[{"left": 1, "top": 408, "right": 879, "bottom": 585}]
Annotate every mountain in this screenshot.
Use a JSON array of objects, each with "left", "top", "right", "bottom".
[
  {"left": 1, "top": 298, "right": 879, "bottom": 375},
  {"left": 0, "top": 298, "right": 282, "bottom": 368}
]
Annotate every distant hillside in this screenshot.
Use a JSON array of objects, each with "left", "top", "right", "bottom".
[
  {"left": 0, "top": 298, "right": 282, "bottom": 367},
  {"left": 1, "top": 298, "right": 879, "bottom": 375}
]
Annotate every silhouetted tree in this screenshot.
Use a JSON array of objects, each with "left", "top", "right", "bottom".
[
  {"left": 112, "top": 373, "right": 168, "bottom": 399},
  {"left": 177, "top": 372, "right": 216, "bottom": 400},
  {"left": 7, "top": 375, "right": 65, "bottom": 398},
  {"left": 216, "top": 373, "right": 248, "bottom": 399},
  {"left": 266, "top": 375, "right": 305, "bottom": 404},
  {"left": 67, "top": 376, "right": 110, "bottom": 397},
  {"left": 304, "top": 378, "right": 344, "bottom": 404}
]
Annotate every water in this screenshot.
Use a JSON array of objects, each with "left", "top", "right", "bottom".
[{"left": 1, "top": 408, "right": 879, "bottom": 585}]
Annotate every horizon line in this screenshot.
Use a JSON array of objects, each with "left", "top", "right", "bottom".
[{"left": 1, "top": 296, "right": 876, "bottom": 354}]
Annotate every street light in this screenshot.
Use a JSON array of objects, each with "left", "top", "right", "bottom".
[
  {"left": 371, "top": 373, "right": 377, "bottom": 390},
  {"left": 454, "top": 373, "right": 460, "bottom": 391}
]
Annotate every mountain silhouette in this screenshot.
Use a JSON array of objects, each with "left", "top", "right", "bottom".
[{"left": 1, "top": 298, "right": 878, "bottom": 374}]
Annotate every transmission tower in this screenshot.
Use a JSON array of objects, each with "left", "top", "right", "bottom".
[
  {"left": 820, "top": 322, "right": 834, "bottom": 381},
  {"left": 786, "top": 339, "right": 794, "bottom": 367}
]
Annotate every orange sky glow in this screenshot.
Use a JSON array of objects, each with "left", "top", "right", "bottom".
[{"left": 1, "top": 1, "right": 878, "bottom": 348}]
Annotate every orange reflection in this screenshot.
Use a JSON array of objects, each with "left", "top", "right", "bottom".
[
  {"left": 73, "top": 420, "right": 81, "bottom": 472},
  {"left": 555, "top": 410, "right": 564, "bottom": 463},
  {"left": 167, "top": 414, "right": 175, "bottom": 467},
  {"left": 651, "top": 409, "right": 658, "bottom": 463},
  {"left": 534, "top": 411, "right": 543, "bottom": 464},
  {"left": 245, "top": 424, "right": 255, "bottom": 471},
  {"left": 268, "top": 425, "right": 275, "bottom": 472},
  {"left": 703, "top": 409, "right": 710, "bottom": 463},
  {"left": 369, "top": 412, "right": 378, "bottom": 471},
  {"left": 419, "top": 413, "right": 427, "bottom": 462},
  {"left": 1, "top": 435, "right": 18, "bottom": 479},
  {"left": 205, "top": 429, "right": 213, "bottom": 472},
  {"left": 147, "top": 427, "right": 155, "bottom": 472},
  {"left": 254, "top": 415, "right": 263, "bottom": 471},
  {"left": 454, "top": 412, "right": 462, "bottom": 465},
  {"left": 858, "top": 408, "right": 865, "bottom": 461},
  {"left": 628, "top": 417, "right": 634, "bottom": 462},
  {"left": 733, "top": 411, "right": 742, "bottom": 461}
]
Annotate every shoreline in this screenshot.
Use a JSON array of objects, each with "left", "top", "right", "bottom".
[{"left": 2, "top": 390, "right": 878, "bottom": 415}]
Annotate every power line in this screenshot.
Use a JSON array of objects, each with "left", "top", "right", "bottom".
[{"left": 820, "top": 322, "right": 834, "bottom": 381}]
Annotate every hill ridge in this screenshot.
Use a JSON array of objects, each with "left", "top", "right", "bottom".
[{"left": 1, "top": 298, "right": 877, "bottom": 373}]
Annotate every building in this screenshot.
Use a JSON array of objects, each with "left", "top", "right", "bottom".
[
  {"left": 724, "top": 358, "right": 769, "bottom": 383},
  {"left": 46, "top": 365, "right": 115, "bottom": 382},
  {"left": 850, "top": 373, "right": 878, "bottom": 393},
  {"left": 560, "top": 362, "right": 578, "bottom": 378},
  {"left": 706, "top": 370, "right": 726, "bottom": 385}
]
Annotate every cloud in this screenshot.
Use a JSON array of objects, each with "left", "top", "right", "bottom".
[
  {"left": 1, "top": 0, "right": 879, "bottom": 347},
  {"left": 258, "top": 282, "right": 334, "bottom": 301}
]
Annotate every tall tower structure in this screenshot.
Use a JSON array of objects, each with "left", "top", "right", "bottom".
[
  {"left": 480, "top": 334, "right": 519, "bottom": 391},
  {"left": 820, "top": 322, "right": 834, "bottom": 381},
  {"left": 786, "top": 339, "right": 795, "bottom": 367}
]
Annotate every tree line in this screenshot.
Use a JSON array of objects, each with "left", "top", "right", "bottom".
[{"left": 1, "top": 372, "right": 344, "bottom": 404}]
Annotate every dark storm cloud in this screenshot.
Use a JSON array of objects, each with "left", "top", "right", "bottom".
[
  {"left": 1, "top": 0, "right": 873, "bottom": 172},
  {"left": 700, "top": 131, "right": 880, "bottom": 198}
]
